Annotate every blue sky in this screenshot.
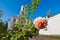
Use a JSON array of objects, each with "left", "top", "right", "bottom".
[{"left": 0, "top": 0, "right": 60, "bottom": 21}]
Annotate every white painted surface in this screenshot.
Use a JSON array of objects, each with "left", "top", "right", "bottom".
[{"left": 39, "top": 14, "right": 60, "bottom": 35}]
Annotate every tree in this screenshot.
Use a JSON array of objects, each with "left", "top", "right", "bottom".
[
  {"left": 46, "top": 9, "right": 52, "bottom": 18},
  {"left": 0, "top": 10, "right": 9, "bottom": 40}
]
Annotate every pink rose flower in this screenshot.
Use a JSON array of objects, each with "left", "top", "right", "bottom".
[{"left": 33, "top": 17, "right": 48, "bottom": 30}]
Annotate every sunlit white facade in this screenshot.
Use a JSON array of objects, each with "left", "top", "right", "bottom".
[{"left": 39, "top": 14, "right": 60, "bottom": 35}]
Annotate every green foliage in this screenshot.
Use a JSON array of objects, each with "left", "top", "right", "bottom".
[
  {"left": 9, "top": 0, "right": 40, "bottom": 40},
  {"left": 25, "top": 0, "right": 41, "bottom": 19},
  {"left": 0, "top": 20, "right": 9, "bottom": 40},
  {"left": 0, "top": 0, "right": 41, "bottom": 40}
]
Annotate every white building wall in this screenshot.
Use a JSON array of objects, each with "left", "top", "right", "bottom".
[{"left": 39, "top": 14, "right": 60, "bottom": 35}]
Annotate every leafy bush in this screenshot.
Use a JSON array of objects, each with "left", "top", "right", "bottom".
[{"left": 0, "top": 0, "right": 41, "bottom": 40}]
